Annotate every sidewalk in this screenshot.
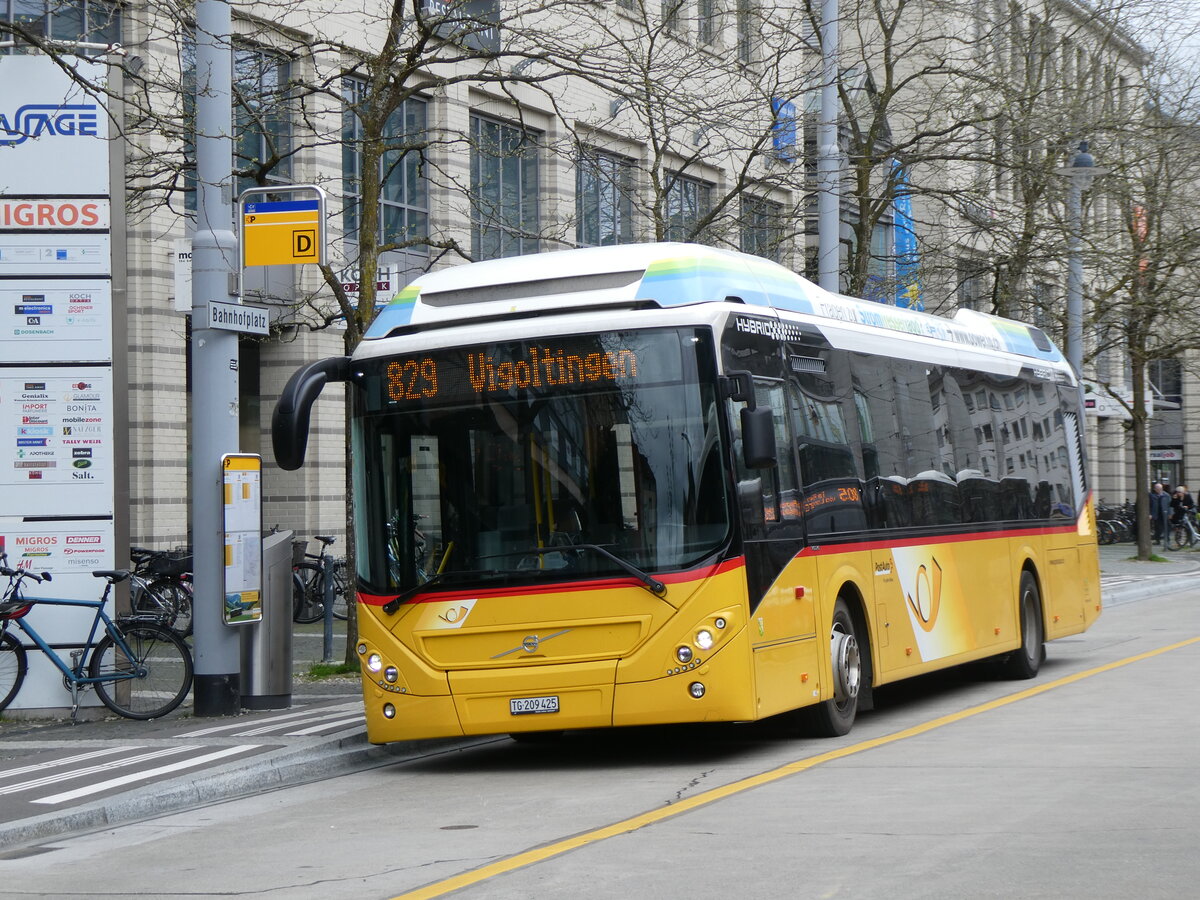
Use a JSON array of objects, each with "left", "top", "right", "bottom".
[
  {"left": 1097, "top": 540, "right": 1200, "bottom": 603},
  {"left": 2, "top": 545, "right": 1197, "bottom": 852}
]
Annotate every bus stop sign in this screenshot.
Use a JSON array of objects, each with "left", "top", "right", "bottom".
[{"left": 240, "top": 186, "right": 327, "bottom": 267}]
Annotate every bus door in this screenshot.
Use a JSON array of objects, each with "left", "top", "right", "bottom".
[
  {"left": 722, "top": 313, "right": 820, "bottom": 718},
  {"left": 1042, "top": 394, "right": 1089, "bottom": 634}
]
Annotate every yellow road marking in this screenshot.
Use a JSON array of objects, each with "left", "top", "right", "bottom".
[{"left": 394, "top": 636, "right": 1200, "bottom": 900}]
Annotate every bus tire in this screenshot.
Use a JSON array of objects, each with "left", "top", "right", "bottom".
[
  {"left": 806, "top": 596, "right": 862, "bottom": 737},
  {"left": 1002, "top": 571, "right": 1044, "bottom": 679}
]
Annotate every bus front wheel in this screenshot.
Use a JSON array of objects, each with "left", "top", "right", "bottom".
[
  {"left": 807, "top": 597, "right": 862, "bottom": 737},
  {"left": 1002, "top": 571, "right": 1045, "bottom": 679}
]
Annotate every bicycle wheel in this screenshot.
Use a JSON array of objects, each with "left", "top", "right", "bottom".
[
  {"left": 131, "top": 578, "right": 179, "bottom": 632},
  {"left": 331, "top": 559, "right": 349, "bottom": 621},
  {"left": 1169, "top": 524, "right": 1187, "bottom": 551},
  {"left": 0, "top": 631, "right": 28, "bottom": 713},
  {"left": 150, "top": 577, "right": 193, "bottom": 638},
  {"left": 90, "top": 622, "right": 193, "bottom": 719},
  {"left": 292, "top": 562, "right": 324, "bottom": 624}
]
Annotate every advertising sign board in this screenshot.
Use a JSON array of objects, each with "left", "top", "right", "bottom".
[
  {"left": 0, "top": 56, "right": 110, "bottom": 196},
  {"left": 0, "top": 368, "right": 114, "bottom": 517},
  {"left": 0, "top": 54, "right": 117, "bottom": 713},
  {"left": 0, "top": 279, "right": 112, "bottom": 362},
  {"left": 0, "top": 232, "right": 111, "bottom": 276},
  {"left": 0, "top": 520, "right": 114, "bottom": 709}
]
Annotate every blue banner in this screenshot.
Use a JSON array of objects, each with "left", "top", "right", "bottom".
[{"left": 892, "top": 159, "right": 922, "bottom": 310}]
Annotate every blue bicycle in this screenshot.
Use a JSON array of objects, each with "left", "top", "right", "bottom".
[{"left": 0, "top": 556, "right": 193, "bottom": 721}]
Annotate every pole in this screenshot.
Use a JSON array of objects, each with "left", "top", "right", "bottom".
[
  {"left": 191, "top": 0, "right": 241, "bottom": 715},
  {"left": 1066, "top": 173, "right": 1083, "bottom": 376},
  {"left": 322, "top": 553, "right": 335, "bottom": 664},
  {"left": 817, "top": 0, "right": 841, "bottom": 293}
]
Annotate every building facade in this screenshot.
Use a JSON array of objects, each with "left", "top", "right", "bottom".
[{"left": 1, "top": 0, "right": 1172, "bottom": 549}]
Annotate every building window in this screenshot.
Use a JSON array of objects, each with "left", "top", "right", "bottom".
[
  {"left": 342, "top": 80, "right": 428, "bottom": 248},
  {"left": 1149, "top": 359, "right": 1182, "bottom": 408},
  {"left": 956, "top": 258, "right": 987, "bottom": 311},
  {"left": 182, "top": 40, "right": 291, "bottom": 210},
  {"left": 698, "top": 0, "right": 717, "bottom": 44},
  {"left": 2, "top": 0, "right": 118, "bottom": 53},
  {"left": 741, "top": 195, "right": 784, "bottom": 261},
  {"left": 665, "top": 172, "right": 711, "bottom": 242},
  {"left": 664, "top": 0, "right": 682, "bottom": 32},
  {"left": 471, "top": 114, "right": 540, "bottom": 260},
  {"left": 577, "top": 147, "right": 635, "bottom": 247},
  {"left": 232, "top": 46, "right": 292, "bottom": 198},
  {"left": 736, "top": 0, "right": 753, "bottom": 65}
]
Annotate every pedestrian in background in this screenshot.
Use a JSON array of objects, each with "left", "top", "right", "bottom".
[{"left": 1149, "top": 482, "right": 1171, "bottom": 544}]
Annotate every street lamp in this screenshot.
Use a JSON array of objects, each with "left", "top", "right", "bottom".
[{"left": 1054, "top": 141, "right": 1108, "bottom": 376}]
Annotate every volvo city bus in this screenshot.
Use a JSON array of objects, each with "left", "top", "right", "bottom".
[{"left": 272, "top": 243, "right": 1101, "bottom": 743}]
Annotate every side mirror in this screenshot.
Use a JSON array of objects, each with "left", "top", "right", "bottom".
[
  {"left": 741, "top": 406, "right": 777, "bottom": 469},
  {"left": 272, "top": 356, "right": 350, "bottom": 470},
  {"left": 42, "top": 572, "right": 52, "bottom": 582}
]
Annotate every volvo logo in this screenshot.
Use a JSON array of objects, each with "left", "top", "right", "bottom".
[{"left": 493, "top": 629, "right": 570, "bottom": 659}]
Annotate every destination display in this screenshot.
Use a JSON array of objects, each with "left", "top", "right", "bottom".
[{"left": 369, "top": 330, "right": 688, "bottom": 408}]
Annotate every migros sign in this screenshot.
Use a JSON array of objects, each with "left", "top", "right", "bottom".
[{"left": 0, "top": 199, "right": 109, "bottom": 229}]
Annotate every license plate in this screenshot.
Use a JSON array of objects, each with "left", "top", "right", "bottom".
[{"left": 510, "top": 695, "right": 559, "bottom": 716}]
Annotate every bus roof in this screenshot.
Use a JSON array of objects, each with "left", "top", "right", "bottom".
[{"left": 365, "top": 243, "right": 1064, "bottom": 366}]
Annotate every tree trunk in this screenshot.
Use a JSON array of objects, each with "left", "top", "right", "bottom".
[{"left": 1130, "top": 352, "right": 1153, "bottom": 560}]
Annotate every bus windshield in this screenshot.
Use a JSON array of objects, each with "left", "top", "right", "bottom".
[{"left": 351, "top": 327, "right": 730, "bottom": 597}]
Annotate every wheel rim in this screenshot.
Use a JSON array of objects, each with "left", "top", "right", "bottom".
[{"left": 831, "top": 622, "right": 860, "bottom": 706}]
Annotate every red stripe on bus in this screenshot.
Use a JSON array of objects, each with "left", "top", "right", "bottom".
[{"left": 359, "top": 556, "right": 745, "bottom": 607}]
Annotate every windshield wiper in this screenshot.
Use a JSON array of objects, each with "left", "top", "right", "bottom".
[
  {"left": 383, "top": 546, "right": 667, "bottom": 613},
  {"left": 508, "top": 544, "right": 667, "bottom": 597},
  {"left": 381, "top": 569, "right": 498, "bottom": 614},
  {"left": 382, "top": 574, "right": 446, "bottom": 614}
]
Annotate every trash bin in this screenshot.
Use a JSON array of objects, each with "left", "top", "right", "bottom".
[{"left": 241, "top": 529, "right": 294, "bottom": 709}]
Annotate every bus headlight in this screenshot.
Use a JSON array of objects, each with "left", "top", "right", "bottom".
[
  {"left": 383, "top": 703, "right": 396, "bottom": 719},
  {"left": 676, "top": 645, "right": 694, "bottom": 664},
  {"left": 688, "top": 682, "right": 706, "bottom": 699},
  {"left": 367, "top": 653, "right": 383, "bottom": 672},
  {"left": 695, "top": 629, "right": 715, "bottom": 651},
  {"left": 384, "top": 666, "right": 399, "bottom": 683}
]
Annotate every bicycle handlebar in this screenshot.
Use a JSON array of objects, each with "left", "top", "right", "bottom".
[{"left": 0, "top": 564, "right": 51, "bottom": 583}]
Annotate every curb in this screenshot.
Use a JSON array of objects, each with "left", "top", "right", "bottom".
[{"left": 0, "top": 730, "right": 495, "bottom": 852}]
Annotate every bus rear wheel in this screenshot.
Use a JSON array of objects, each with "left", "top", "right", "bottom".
[
  {"left": 806, "top": 597, "right": 862, "bottom": 737},
  {"left": 1002, "top": 571, "right": 1044, "bottom": 679}
]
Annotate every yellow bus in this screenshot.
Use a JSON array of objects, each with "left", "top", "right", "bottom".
[{"left": 273, "top": 243, "right": 1100, "bottom": 742}]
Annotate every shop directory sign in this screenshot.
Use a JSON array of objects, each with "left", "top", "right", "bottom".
[
  {"left": 0, "top": 279, "right": 112, "bottom": 362},
  {"left": 0, "top": 54, "right": 118, "bottom": 712}
]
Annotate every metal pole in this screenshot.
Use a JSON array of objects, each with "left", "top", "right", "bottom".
[
  {"left": 817, "top": 0, "right": 841, "bottom": 293},
  {"left": 322, "top": 554, "right": 335, "bottom": 664},
  {"left": 1066, "top": 173, "right": 1083, "bottom": 376},
  {"left": 191, "top": 0, "right": 241, "bottom": 715}
]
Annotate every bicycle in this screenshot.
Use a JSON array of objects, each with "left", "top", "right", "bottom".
[
  {"left": 129, "top": 546, "right": 194, "bottom": 638},
  {"left": 292, "top": 535, "right": 348, "bottom": 624},
  {"left": 0, "top": 557, "right": 193, "bottom": 721},
  {"left": 1168, "top": 509, "right": 1200, "bottom": 550}
]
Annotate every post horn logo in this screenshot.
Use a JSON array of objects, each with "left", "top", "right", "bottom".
[{"left": 906, "top": 557, "right": 942, "bottom": 633}]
